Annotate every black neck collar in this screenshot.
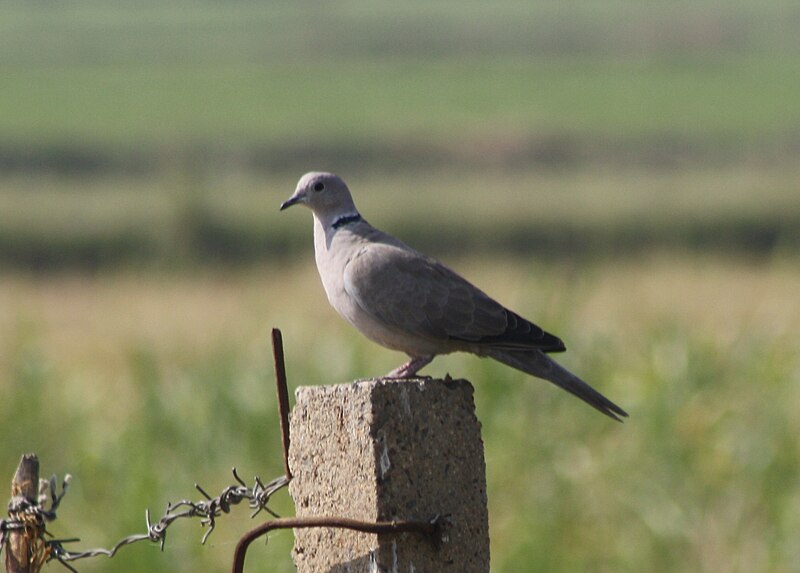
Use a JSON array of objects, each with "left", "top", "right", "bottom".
[{"left": 331, "top": 213, "right": 362, "bottom": 230}]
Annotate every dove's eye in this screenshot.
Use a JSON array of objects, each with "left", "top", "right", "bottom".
[{"left": 313, "top": 182, "right": 325, "bottom": 192}]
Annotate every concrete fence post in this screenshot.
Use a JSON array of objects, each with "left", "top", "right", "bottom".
[{"left": 288, "top": 377, "right": 490, "bottom": 573}]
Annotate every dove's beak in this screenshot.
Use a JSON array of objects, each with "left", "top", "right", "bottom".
[{"left": 280, "top": 195, "right": 302, "bottom": 211}]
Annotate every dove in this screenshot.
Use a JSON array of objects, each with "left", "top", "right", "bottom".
[{"left": 280, "top": 172, "right": 628, "bottom": 421}]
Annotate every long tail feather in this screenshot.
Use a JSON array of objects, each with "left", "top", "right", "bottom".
[{"left": 485, "top": 348, "right": 628, "bottom": 422}]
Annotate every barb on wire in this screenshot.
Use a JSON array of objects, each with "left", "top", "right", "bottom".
[{"left": 44, "top": 469, "right": 289, "bottom": 570}]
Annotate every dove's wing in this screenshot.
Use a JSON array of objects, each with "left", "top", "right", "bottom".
[{"left": 342, "top": 241, "right": 565, "bottom": 353}]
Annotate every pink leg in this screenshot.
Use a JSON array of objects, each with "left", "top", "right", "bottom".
[{"left": 384, "top": 355, "right": 434, "bottom": 378}]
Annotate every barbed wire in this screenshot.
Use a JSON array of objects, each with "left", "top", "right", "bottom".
[
  {"left": 2, "top": 468, "right": 288, "bottom": 573},
  {"left": 52, "top": 469, "right": 289, "bottom": 571},
  {"left": 1, "top": 471, "right": 71, "bottom": 533}
]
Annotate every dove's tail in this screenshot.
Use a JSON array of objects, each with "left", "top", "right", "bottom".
[{"left": 485, "top": 348, "right": 628, "bottom": 422}]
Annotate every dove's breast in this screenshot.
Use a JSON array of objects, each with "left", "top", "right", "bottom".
[{"left": 312, "top": 218, "right": 446, "bottom": 357}]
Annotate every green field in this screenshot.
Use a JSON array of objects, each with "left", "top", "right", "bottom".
[
  {"left": 2, "top": 0, "right": 799, "bottom": 268},
  {"left": 3, "top": 0, "right": 798, "bottom": 147},
  {"left": 1, "top": 1, "right": 799, "bottom": 571},
  {"left": 2, "top": 257, "right": 799, "bottom": 571},
  {"left": 3, "top": 56, "right": 799, "bottom": 146}
]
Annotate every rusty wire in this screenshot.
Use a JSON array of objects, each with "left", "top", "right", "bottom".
[
  {"left": 231, "top": 515, "right": 445, "bottom": 573},
  {"left": 271, "top": 328, "right": 292, "bottom": 480},
  {"left": 47, "top": 469, "right": 289, "bottom": 571}
]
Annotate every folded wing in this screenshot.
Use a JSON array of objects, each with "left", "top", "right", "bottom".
[{"left": 343, "top": 243, "right": 565, "bottom": 352}]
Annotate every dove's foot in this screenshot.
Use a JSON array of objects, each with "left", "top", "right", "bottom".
[{"left": 385, "top": 355, "right": 434, "bottom": 378}]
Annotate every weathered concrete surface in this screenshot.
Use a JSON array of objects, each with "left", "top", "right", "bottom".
[{"left": 289, "top": 377, "right": 489, "bottom": 573}]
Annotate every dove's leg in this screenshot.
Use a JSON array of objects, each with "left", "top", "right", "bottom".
[{"left": 385, "top": 355, "right": 434, "bottom": 378}]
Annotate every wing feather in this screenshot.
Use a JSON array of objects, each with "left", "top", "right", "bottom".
[{"left": 343, "top": 243, "right": 565, "bottom": 352}]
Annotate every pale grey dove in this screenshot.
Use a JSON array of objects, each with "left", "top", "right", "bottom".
[{"left": 281, "top": 172, "right": 628, "bottom": 421}]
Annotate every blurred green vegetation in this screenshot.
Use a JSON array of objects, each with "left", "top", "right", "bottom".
[
  {"left": 1, "top": 0, "right": 799, "bottom": 268},
  {"left": 1, "top": 1, "right": 799, "bottom": 572},
  {"left": 3, "top": 165, "right": 800, "bottom": 270},
  {"left": 2, "top": 57, "right": 799, "bottom": 145},
  {"left": 2, "top": 258, "right": 799, "bottom": 572}
]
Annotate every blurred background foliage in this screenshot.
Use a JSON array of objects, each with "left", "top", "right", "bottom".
[
  {"left": 2, "top": 0, "right": 799, "bottom": 268},
  {"left": 1, "top": 1, "right": 799, "bottom": 572}
]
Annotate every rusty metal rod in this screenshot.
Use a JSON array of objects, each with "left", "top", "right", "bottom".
[
  {"left": 231, "top": 515, "right": 439, "bottom": 573},
  {"left": 271, "top": 328, "right": 292, "bottom": 480}
]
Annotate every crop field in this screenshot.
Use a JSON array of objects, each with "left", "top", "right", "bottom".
[
  {"left": 2, "top": 256, "right": 800, "bottom": 571},
  {"left": 1, "top": 1, "right": 799, "bottom": 571}
]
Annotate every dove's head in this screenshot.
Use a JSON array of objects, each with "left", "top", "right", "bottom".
[{"left": 281, "top": 172, "right": 358, "bottom": 223}]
